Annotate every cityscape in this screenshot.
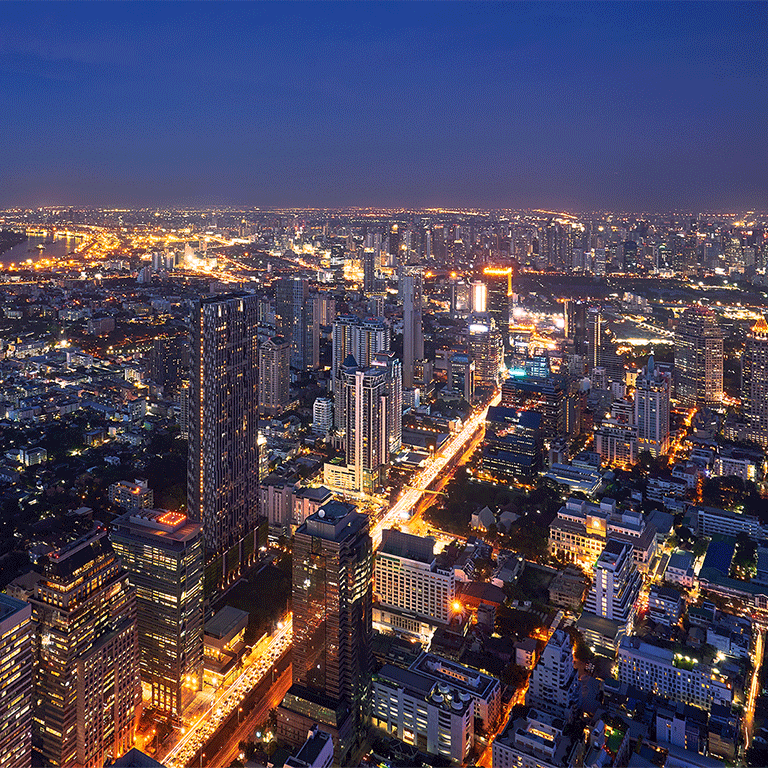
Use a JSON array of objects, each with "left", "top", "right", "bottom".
[{"left": 1, "top": 3, "right": 768, "bottom": 768}]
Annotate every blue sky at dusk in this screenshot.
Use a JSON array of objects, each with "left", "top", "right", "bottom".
[{"left": 1, "top": 2, "right": 766, "bottom": 211}]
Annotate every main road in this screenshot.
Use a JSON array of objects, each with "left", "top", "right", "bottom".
[
  {"left": 163, "top": 390, "right": 500, "bottom": 767},
  {"left": 372, "top": 389, "right": 501, "bottom": 547}
]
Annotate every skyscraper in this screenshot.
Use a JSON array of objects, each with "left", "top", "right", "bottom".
[
  {"left": 331, "top": 316, "right": 390, "bottom": 381},
  {"left": 332, "top": 316, "right": 390, "bottom": 431},
  {"left": 277, "top": 501, "right": 372, "bottom": 763},
  {"left": 30, "top": 525, "right": 140, "bottom": 768},
  {"left": 188, "top": 294, "right": 261, "bottom": 587},
  {"left": 467, "top": 313, "right": 503, "bottom": 387},
  {"left": 482, "top": 266, "right": 513, "bottom": 350},
  {"left": 634, "top": 354, "right": 671, "bottom": 457},
  {"left": 580, "top": 539, "right": 642, "bottom": 654},
  {"left": 0, "top": 594, "right": 32, "bottom": 768},
  {"left": 258, "top": 335, "right": 291, "bottom": 416},
  {"left": 110, "top": 509, "right": 204, "bottom": 722},
  {"left": 340, "top": 360, "right": 390, "bottom": 494},
  {"left": 363, "top": 248, "right": 376, "bottom": 293},
  {"left": 371, "top": 350, "right": 403, "bottom": 455},
  {"left": 525, "top": 630, "right": 579, "bottom": 720},
  {"left": 742, "top": 315, "right": 768, "bottom": 448},
  {"left": 275, "top": 278, "right": 318, "bottom": 370},
  {"left": 675, "top": 305, "right": 724, "bottom": 407},
  {"left": 400, "top": 265, "right": 424, "bottom": 389}
]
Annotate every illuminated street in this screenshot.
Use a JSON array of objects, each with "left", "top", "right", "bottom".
[{"left": 160, "top": 617, "right": 292, "bottom": 768}]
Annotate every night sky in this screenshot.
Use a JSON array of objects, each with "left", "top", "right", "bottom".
[{"left": 1, "top": 2, "right": 766, "bottom": 211}]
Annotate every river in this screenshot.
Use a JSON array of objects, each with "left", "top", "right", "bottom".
[{"left": 0, "top": 234, "right": 82, "bottom": 265}]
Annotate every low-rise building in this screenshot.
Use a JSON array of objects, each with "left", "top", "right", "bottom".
[
  {"left": 617, "top": 637, "right": 733, "bottom": 711},
  {"left": 284, "top": 725, "right": 334, "bottom": 768},
  {"left": 371, "top": 664, "right": 473, "bottom": 763},
  {"left": 666, "top": 550, "right": 696, "bottom": 589},
  {"left": 648, "top": 584, "right": 684, "bottom": 627},
  {"left": 492, "top": 709, "right": 574, "bottom": 768},
  {"left": 108, "top": 478, "right": 153, "bottom": 511}
]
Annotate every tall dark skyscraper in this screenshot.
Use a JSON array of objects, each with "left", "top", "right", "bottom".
[
  {"left": 188, "top": 294, "right": 261, "bottom": 589},
  {"left": 742, "top": 315, "right": 768, "bottom": 448},
  {"left": 277, "top": 501, "right": 372, "bottom": 764},
  {"left": 363, "top": 248, "right": 376, "bottom": 293},
  {"left": 275, "top": 278, "right": 318, "bottom": 370},
  {"left": 400, "top": 265, "right": 424, "bottom": 389}
]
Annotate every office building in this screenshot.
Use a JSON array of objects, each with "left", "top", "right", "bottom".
[
  {"left": 312, "top": 397, "right": 334, "bottom": 436},
  {"left": 675, "top": 305, "right": 724, "bottom": 407},
  {"left": 371, "top": 350, "right": 403, "bottom": 455},
  {"left": 258, "top": 336, "right": 291, "bottom": 416},
  {"left": 617, "top": 637, "right": 732, "bottom": 711},
  {"left": 564, "top": 299, "right": 588, "bottom": 357},
  {"left": 401, "top": 266, "right": 424, "bottom": 389},
  {"left": 501, "top": 374, "right": 566, "bottom": 440},
  {"left": 277, "top": 501, "right": 372, "bottom": 763},
  {"left": 482, "top": 266, "right": 513, "bottom": 349},
  {"left": 188, "top": 294, "right": 262, "bottom": 587},
  {"left": 339, "top": 360, "right": 389, "bottom": 494},
  {"left": 110, "top": 509, "right": 204, "bottom": 722},
  {"left": 467, "top": 313, "right": 503, "bottom": 386},
  {"left": 742, "top": 314, "right": 768, "bottom": 448},
  {"left": 374, "top": 530, "right": 455, "bottom": 638},
  {"left": 635, "top": 354, "right": 671, "bottom": 457},
  {"left": 30, "top": 526, "right": 140, "bottom": 768},
  {"left": 0, "top": 594, "right": 32, "bottom": 768},
  {"left": 108, "top": 479, "right": 153, "bottom": 512},
  {"left": 482, "top": 406, "right": 542, "bottom": 481},
  {"left": 525, "top": 630, "right": 579, "bottom": 720},
  {"left": 447, "top": 353, "right": 475, "bottom": 402},
  {"left": 275, "top": 278, "right": 318, "bottom": 370}
]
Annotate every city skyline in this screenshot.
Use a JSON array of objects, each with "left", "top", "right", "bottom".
[{"left": 1, "top": 2, "right": 767, "bottom": 211}]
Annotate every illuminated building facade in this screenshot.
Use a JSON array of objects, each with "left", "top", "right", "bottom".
[
  {"left": 277, "top": 501, "right": 372, "bottom": 763},
  {"left": 467, "top": 313, "right": 503, "bottom": 386},
  {"left": 674, "top": 305, "right": 724, "bottom": 407},
  {"left": 742, "top": 315, "right": 768, "bottom": 448},
  {"left": 634, "top": 354, "right": 670, "bottom": 457},
  {"left": 258, "top": 335, "right": 291, "bottom": 416},
  {"left": 30, "top": 526, "right": 140, "bottom": 768},
  {"left": 501, "top": 374, "right": 566, "bottom": 440},
  {"left": 371, "top": 350, "right": 403, "bottom": 454},
  {"left": 188, "top": 294, "right": 262, "bottom": 587},
  {"left": 373, "top": 529, "right": 455, "bottom": 636},
  {"left": 481, "top": 406, "right": 542, "bottom": 481},
  {"left": 482, "top": 266, "right": 513, "bottom": 350},
  {"left": 340, "top": 359, "right": 389, "bottom": 494},
  {"left": 0, "top": 594, "right": 32, "bottom": 768},
  {"left": 110, "top": 509, "right": 204, "bottom": 722}
]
